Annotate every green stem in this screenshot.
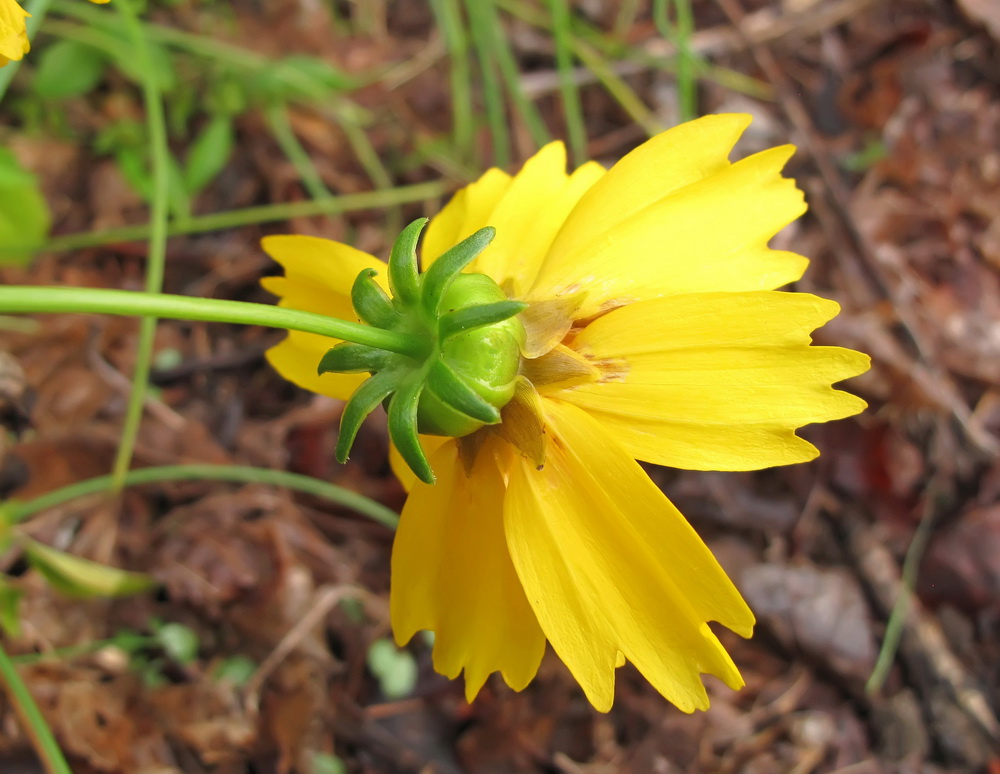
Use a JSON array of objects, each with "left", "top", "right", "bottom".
[
  {"left": 111, "top": 0, "right": 171, "bottom": 490},
  {"left": 51, "top": 0, "right": 363, "bottom": 92},
  {"left": 7, "top": 463, "right": 399, "bottom": 529},
  {"left": 549, "top": 0, "right": 587, "bottom": 165},
  {"left": 865, "top": 497, "right": 938, "bottom": 695},
  {"left": 0, "top": 641, "right": 72, "bottom": 774},
  {"left": 24, "top": 182, "right": 447, "bottom": 255},
  {"left": 10, "top": 636, "right": 159, "bottom": 666},
  {"left": 483, "top": 0, "right": 550, "bottom": 148},
  {"left": 0, "top": 287, "right": 423, "bottom": 357},
  {"left": 0, "top": 0, "right": 57, "bottom": 101},
  {"left": 265, "top": 101, "right": 334, "bottom": 201},
  {"left": 653, "top": 0, "right": 697, "bottom": 122},
  {"left": 429, "top": 0, "right": 474, "bottom": 161},
  {"left": 463, "top": 0, "right": 509, "bottom": 167}
]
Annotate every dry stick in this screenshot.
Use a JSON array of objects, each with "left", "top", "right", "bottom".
[
  {"left": 714, "top": 0, "right": 998, "bottom": 458},
  {"left": 242, "top": 584, "right": 374, "bottom": 713}
]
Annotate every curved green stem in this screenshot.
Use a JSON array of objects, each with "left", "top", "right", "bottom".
[
  {"left": 27, "top": 181, "right": 447, "bottom": 255},
  {"left": 6, "top": 464, "right": 399, "bottom": 529},
  {"left": 0, "top": 286, "right": 423, "bottom": 356},
  {"left": 111, "top": 0, "right": 171, "bottom": 490},
  {"left": 0, "top": 641, "right": 72, "bottom": 774}
]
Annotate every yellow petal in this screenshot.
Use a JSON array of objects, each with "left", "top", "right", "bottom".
[
  {"left": 261, "top": 236, "right": 390, "bottom": 401},
  {"left": 505, "top": 399, "right": 754, "bottom": 713},
  {"left": 422, "top": 145, "right": 604, "bottom": 295},
  {"left": 389, "top": 435, "right": 449, "bottom": 492},
  {"left": 0, "top": 0, "right": 29, "bottom": 64},
  {"left": 262, "top": 234, "right": 389, "bottom": 301},
  {"left": 422, "top": 167, "right": 512, "bottom": 266},
  {"left": 562, "top": 291, "right": 870, "bottom": 471},
  {"left": 392, "top": 438, "right": 546, "bottom": 701},
  {"left": 529, "top": 115, "right": 808, "bottom": 317}
]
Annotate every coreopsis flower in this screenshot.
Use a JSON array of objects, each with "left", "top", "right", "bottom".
[
  {"left": 262, "top": 114, "right": 869, "bottom": 712},
  {"left": 0, "top": 0, "right": 29, "bottom": 67}
]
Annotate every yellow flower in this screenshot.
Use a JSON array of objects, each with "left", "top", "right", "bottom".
[
  {"left": 0, "top": 0, "right": 30, "bottom": 67},
  {"left": 262, "top": 114, "right": 870, "bottom": 712},
  {"left": 1, "top": 0, "right": 109, "bottom": 68}
]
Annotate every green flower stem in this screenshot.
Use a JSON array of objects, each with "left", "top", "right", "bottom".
[
  {"left": 23, "top": 182, "right": 447, "bottom": 255},
  {"left": 111, "top": 0, "right": 171, "bottom": 491},
  {"left": 0, "top": 0, "right": 57, "bottom": 101},
  {"left": 0, "top": 641, "right": 72, "bottom": 774},
  {"left": 6, "top": 464, "right": 399, "bottom": 529},
  {"left": 0, "top": 287, "right": 424, "bottom": 357}
]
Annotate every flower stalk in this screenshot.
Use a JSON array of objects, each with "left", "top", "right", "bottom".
[{"left": 0, "top": 286, "right": 423, "bottom": 356}]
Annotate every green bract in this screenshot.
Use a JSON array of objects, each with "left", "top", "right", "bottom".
[{"left": 319, "top": 219, "right": 525, "bottom": 485}]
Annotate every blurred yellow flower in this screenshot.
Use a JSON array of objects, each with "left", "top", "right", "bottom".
[
  {"left": 0, "top": 0, "right": 29, "bottom": 67},
  {"left": 1, "top": 0, "right": 109, "bottom": 68},
  {"left": 262, "top": 114, "right": 870, "bottom": 712}
]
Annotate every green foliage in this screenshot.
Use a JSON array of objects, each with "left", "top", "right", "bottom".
[
  {"left": 0, "top": 578, "right": 24, "bottom": 638},
  {"left": 0, "top": 149, "right": 51, "bottom": 267},
  {"left": 212, "top": 654, "right": 256, "bottom": 686},
  {"left": 366, "top": 638, "right": 418, "bottom": 700},
  {"left": 181, "top": 114, "right": 234, "bottom": 195},
  {"left": 154, "top": 621, "right": 200, "bottom": 665},
  {"left": 22, "top": 538, "right": 157, "bottom": 598},
  {"left": 311, "top": 753, "right": 349, "bottom": 774},
  {"left": 33, "top": 39, "right": 107, "bottom": 99}
]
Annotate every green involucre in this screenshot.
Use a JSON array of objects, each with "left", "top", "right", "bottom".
[{"left": 319, "top": 220, "right": 525, "bottom": 484}]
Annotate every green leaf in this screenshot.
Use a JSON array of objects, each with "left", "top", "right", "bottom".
[
  {"left": 0, "top": 577, "right": 23, "bottom": 637},
  {"left": 114, "top": 145, "right": 153, "bottom": 200},
  {"left": 310, "top": 753, "right": 348, "bottom": 774},
  {"left": 248, "top": 55, "right": 357, "bottom": 102},
  {"left": 112, "top": 38, "right": 176, "bottom": 92},
  {"left": 212, "top": 655, "right": 256, "bottom": 686},
  {"left": 366, "top": 638, "right": 418, "bottom": 700},
  {"left": 154, "top": 622, "right": 199, "bottom": 664},
  {"left": 182, "top": 114, "right": 234, "bottom": 196},
  {"left": 33, "top": 40, "right": 107, "bottom": 100},
  {"left": 0, "top": 149, "right": 51, "bottom": 267},
  {"left": 23, "top": 539, "right": 157, "bottom": 599}
]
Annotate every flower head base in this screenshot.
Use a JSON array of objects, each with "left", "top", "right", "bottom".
[{"left": 320, "top": 217, "right": 526, "bottom": 484}]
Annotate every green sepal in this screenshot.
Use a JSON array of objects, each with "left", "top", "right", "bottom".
[
  {"left": 420, "top": 226, "right": 495, "bottom": 318},
  {"left": 388, "top": 374, "right": 434, "bottom": 484},
  {"left": 318, "top": 343, "right": 393, "bottom": 375},
  {"left": 388, "top": 218, "right": 427, "bottom": 308},
  {"left": 439, "top": 300, "right": 527, "bottom": 341},
  {"left": 336, "top": 370, "right": 401, "bottom": 464},
  {"left": 351, "top": 269, "right": 400, "bottom": 329},
  {"left": 426, "top": 359, "right": 501, "bottom": 424}
]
